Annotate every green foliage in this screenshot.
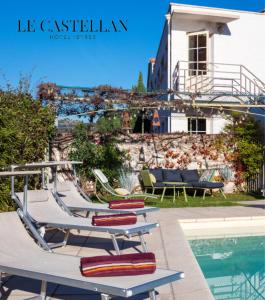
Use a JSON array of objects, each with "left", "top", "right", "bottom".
[
  {"left": 224, "top": 115, "right": 263, "bottom": 178},
  {"left": 69, "top": 123, "right": 125, "bottom": 184},
  {"left": 95, "top": 115, "right": 121, "bottom": 135},
  {"left": 0, "top": 91, "right": 55, "bottom": 211},
  {"left": 132, "top": 72, "right": 146, "bottom": 93}
]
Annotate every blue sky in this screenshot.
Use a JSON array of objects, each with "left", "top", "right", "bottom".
[{"left": 0, "top": 0, "right": 264, "bottom": 93}]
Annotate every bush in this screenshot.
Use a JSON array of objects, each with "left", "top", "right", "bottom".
[
  {"left": 0, "top": 91, "right": 55, "bottom": 211},
  {"left": 69, "top": 123, "right": 125, "bottom": 184},
  {"left": 224, "top": 114, "right": 263, "bottom": 179}
]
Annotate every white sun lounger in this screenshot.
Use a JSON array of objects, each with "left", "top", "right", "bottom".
[
  {"left": 14, "top": 189, "right": 159, "bottom": 254},
  {"left": 0, "top": 211, "right": 184, "bottom": 300},
  {"left": 13, "top": 161, "right": 159, "bottom": 221},
  {"left": 54, "top": 180, "right": 159, "bottom": 221}
]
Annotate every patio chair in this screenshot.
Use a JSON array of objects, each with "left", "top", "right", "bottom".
[
  {"left": 13, "top": 162, "right": 159, "bottom": 222},
  {"left": 13, "top": 188, "right": 158, "bottom": 255},
  {"left": 0, "top": 211, "right": 184, "bottom": 300},
  {"left": 92, "top": 169, "right": 158, "bottom": 202}
]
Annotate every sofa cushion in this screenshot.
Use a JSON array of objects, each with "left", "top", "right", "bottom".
[
  {"left": 181, "top": 170, "right": 200, "bottom": 182},
  {"left": 149, "top": 174, "right": 156, "bottom": 184},
  {"left": 149, "top": 169, "right": 163, "bottom": 182},
  {"left": 191, "top": 181, "right": 224, "bottom": 189},
  {"left": 203, "top": 181, "right": 224, "bottom": 189},
  {"left": 114, "top": 188, "right": 130, "bottom": 196},
  {"left": 163, "top": 169, "right": 182, "bottom": 182}
]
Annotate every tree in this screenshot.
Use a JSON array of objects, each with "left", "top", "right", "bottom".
[
  {"left": 224, "top": 114, "right": 263, "bottom": 179},
  {"left": 69, "top": 123, "right": 125, "bottom": 184},
  {"left": 132, "top": 72, "right": 146, "bottom": 93},
  {"left": 0, "top": 91, "right": 55, "bottom": 211}
]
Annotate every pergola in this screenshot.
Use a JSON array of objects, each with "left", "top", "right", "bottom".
[{"left": 38, "top": 83, "right": 265, "bottom": 119}]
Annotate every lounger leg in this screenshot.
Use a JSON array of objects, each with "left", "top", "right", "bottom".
[
  {"left": 220, "top": 188, "right": 227, "bottom": 199},
  {"left": 139, "top": 232, "right": 148, "bottom": 252},
  {"left": 85, "top": 211, "right": 90, "bottom": 218},
  {"left": 101, "top": 294, "right": 111, "bottom": 300},
  {"left": 111, "top": 234, "right": 121, "bottom": 255},
  {"left": 63, "top": 229, "right": 70, "bottom": 247},
  {"left": 40, "top": 280, "right": 47, "bottom": 300},
  {"left": 26, "top": 280, "right": 47, "bottom": 300},
  {"left": 183, "top": 187, "right": 187, "bottom": 203},
  {"left": 203, "top": 189, "right": 207, "bottom": 200},
  {"left": 143, "top": 212, "right": 147, "bottom": 222},
  {"left": 149, "top": 289, "right": 156, "bottom": 300},
  {"left": 161, "top": 187, "right": 166, "bottom": 202}
]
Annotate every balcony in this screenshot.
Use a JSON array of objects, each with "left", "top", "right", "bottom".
[{"left": 173, "top": 61, "right": 265, "bottom": 103}]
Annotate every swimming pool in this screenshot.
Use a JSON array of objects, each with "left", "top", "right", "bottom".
[{"left": 190, "top": 236, "right": 265, "bottom": 300}]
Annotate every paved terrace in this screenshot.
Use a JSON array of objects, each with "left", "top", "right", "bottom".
[{"left": 2, "top": 200, "right": 265, "bottom": 300}]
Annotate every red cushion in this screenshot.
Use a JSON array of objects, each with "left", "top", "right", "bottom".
[
  {"left": 92, "top": 213, "right": 137, "bottom": 226},
  {"left": 109, "top": 199, "right": 144, "bottom": 209},
  {"left": 80, "top": 252, "right": 156, "bottom": 277}
]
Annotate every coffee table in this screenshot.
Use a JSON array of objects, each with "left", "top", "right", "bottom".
[{"left": 162, "top": 182, "right": 188, "bottom": 203}]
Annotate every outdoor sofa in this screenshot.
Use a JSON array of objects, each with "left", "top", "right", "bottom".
[{"left": 141, "top": 169, "right": 226, "bottom": 202}]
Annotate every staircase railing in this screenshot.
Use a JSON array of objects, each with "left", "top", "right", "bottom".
[
  {"left": 211, "top": 265, "right": 265, "bottom": 300},
  {"left": 173, "top": 61, "right": 265, "bottom": 102}
]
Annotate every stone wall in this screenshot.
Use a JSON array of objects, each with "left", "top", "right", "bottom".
[{"left": 52, "top": 132, "right": 242, "bottom": 193}]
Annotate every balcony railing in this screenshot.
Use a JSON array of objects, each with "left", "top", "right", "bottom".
[{"left": 173, "top": 61, "right": 265, "bottom": 101}]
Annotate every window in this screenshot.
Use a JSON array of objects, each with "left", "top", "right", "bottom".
[
  {"left": 188, "top": 32, "right": 208, "bottom": 76},
  {"left": 188, "top": 118, "right": 206, "bottom": 134}
]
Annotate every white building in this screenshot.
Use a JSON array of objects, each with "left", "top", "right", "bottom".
[{"left": 147, "top": 3, "right": 265, "bottom": 134}]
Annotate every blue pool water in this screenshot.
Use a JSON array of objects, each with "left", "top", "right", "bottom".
[{"left": 190, "top": 236, "right": 265, "bottom": 300}]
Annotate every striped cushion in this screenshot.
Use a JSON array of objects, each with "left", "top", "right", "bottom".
[
  {"left": 80, "top": 252, "right": 156, "bottom": 277},
  {"left": 109, "top": 199, "right": 144, "bottom": 209},
  {"left": 92, "top": 213, "right": 137, "bottom": 226}
]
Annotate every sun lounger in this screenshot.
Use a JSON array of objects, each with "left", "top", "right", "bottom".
[
  {"left": 14, "top": 189, "right": 159, "bottom": 254},
  {"left": 54, "top": 180, "right": 159, "bottom": 221},
  {"left": 13, "top": 161, "right": 159, "bottom": 221},
  {"left": 93, "top": 169, "right": 158, "bottom": 202},
  {"left": 0, "top": 211, "right": 184, "bottom": 300}
]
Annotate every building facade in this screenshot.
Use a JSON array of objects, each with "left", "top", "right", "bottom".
[{"left": 147, "top": 3, "right": 265, "bottom": 134}]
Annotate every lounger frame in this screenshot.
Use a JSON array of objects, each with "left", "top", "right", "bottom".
[
  {"left": 0, "top": 210, "right": 184, "bottom": 300},
  {"left": 93, "top": 169, "right": 158, "bottom": 203}
]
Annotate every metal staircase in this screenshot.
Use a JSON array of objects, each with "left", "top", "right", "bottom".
[{"left": 173, "top": 61, "right": 265, "bottom": 103}]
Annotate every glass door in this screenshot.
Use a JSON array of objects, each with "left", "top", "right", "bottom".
[{"left": 188, "top": 32, "right": 208, "bottom": 76}]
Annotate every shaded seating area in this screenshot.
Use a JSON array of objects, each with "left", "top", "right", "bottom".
[{"left": 140, "top": 169, "right": 226, "bottom": 202}]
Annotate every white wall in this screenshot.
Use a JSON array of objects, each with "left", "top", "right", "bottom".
[
  {"left": 169, "top": 10, "right": 265, "bottom": 84},
  {"left": 170, "top": 113, "right": 229, "bottom": 134},
  {"left": 171, "top": 113, "right": 188, "bottom": 132},
  {"left": 213, "top": 13, "right": 265, "bottom": 81},
  {"left": 212, "top": 116, "right": 230, "bottom": 134},
  {"left": 149, "top": 22, "right": 168, "bottom": 91}
]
